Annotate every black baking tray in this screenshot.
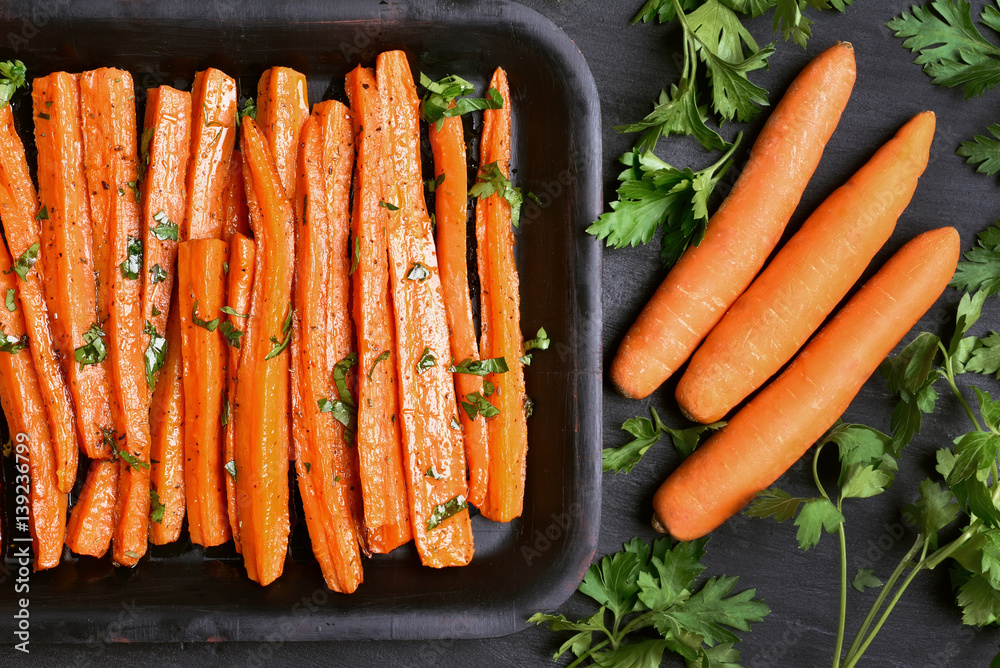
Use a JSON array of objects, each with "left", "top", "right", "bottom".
[{"left": 0, "top": 0, "right": 602, "bottom": 642}]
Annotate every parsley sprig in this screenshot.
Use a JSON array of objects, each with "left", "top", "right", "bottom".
[
  {"left": 602, "top": 406, "right": 725, "bottom": 474},
  {"left": 419, "top": 73, "right": 503, "bottom": 130},
  {"left": 0, "top": 60, "right": 26, "bottom": 109},
  {"left": 530, "top": 536, "right": 769, "bottom": 667}
]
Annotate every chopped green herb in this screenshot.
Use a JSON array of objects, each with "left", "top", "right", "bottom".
[
  {"left": 5, "top": 289, "right": 14, "bottom": 312},
  {"left": 0, "top": 326, "right": 28, "bottom": 355},
  {"left": 350, "top": 236, "right": 360, "bottom": 275},
  {"left": 333, "top": 353, "right": 359, "bottom": 409},
  {"left": 524, "top": 396, "right": 534, "bottom": 419},
  {"left": 449, "top": 356, "right": 508, "bottom": 376},
  {"left": 334, "top": 475, "right": 341, "bottom": 483},
  {"left": 35, "top": 205, "right": 48, "bottom": 221},
  {"left": 220, "top": 306, "right": 249, "bottom": 318},
  {"left": 38, "top": 112, "right": 50, "bottom": 120},
  {"left": 264, "top": 303, "right": 293, "bottom": 360},
  {"left": 6, "top": 242, "right": 40, "bottom": 281},
  {"left": 191, "top": 299, "right": 220, "bottom": 332},
  {"left": 405, "top": 261, "right": 430, "bottom": 282},
  {"left": 124, "top": 550, "right": 142, "bottom": 559},
  {"left": 379, "top": 200, "right": 399, "bottom": 211},
  {"left": 0, "top": 60, "right": 26, "bottom": 110},
  {"left": 425, "top": 466, "right": 445, "bottom": 480},
  {"left": 150, "top": 210, "right": 179, "bottom": 241},
  {"left": 149, "top": 263, "right": 168, "bottom": 284},
  {"left": 426, "top": 494, "right": 468, "bottom": 530},
  {"left": 237, "top": 97, "right": 257, "bottom": 125},
  {"left": 223, "top": 261, "right": 229, "bottom": 274},
  {"left": 222, "top": 397, "right": 230, "bottom": 427},
  {"left": 450, "top": 415, "right": 462, "bottom": 430},
  {"left": 149, "top": 488, "right": 165, "bottom": 524},
  {"left": 119, "top": 448, "right": 149, "bottom": 471},
  {"left": 304, "top": 462, "right": 312, "bottom": 474},
  {"left": 127, "top": 180, "right": 140, "bottom": 204},
  {"left": 318, "top": 396, "right": 354, "bottom": 431},
  {"left": 74, "top": 322, "right": 107, "bottom": 368},
  {"left": 143, "top": 321, "right": 168, "bottom": 389},
  {"left": 524, "top": 327, "right": 551, "bottom": 352},
  {"left": 425, "top": 173, "right": 446, "bottom": 192},
  {"left": 469, "top": 161, "right": 525, "bottom": 227},
  {"left": 460, "top": 392, "right": 499, "bottom": 420},
  {"left": 119, "top": 236, "right": 143, "bottom": 280},
  {"left": 225, "top": 460, "right": 236, "bottom": 479},
  {"left": 220, "top": 320, "right": 244, "bottom": 348},
  {"left": 368, "top": 350, "right": 390, "bottom": 380},
  {"left": 151, "top": 305, "right": 161, "bottom": 317},
  {"left": 419, "top": 72, "right": 503, "bottom": 130},
  {"left": 139, "top": 127, "right": 154, "bottom": 181},
  {"left": 417, "top": 347, "right": 437, "bottom": 374},
  {"left": 484, "top": 380, "right": 495, "bottom": 396}
]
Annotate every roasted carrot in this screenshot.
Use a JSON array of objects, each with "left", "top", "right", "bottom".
[
  {"left": 377, "top": 50, "right": 474, "bottom": 567},
  {"left": 64, "top": 459, "right": 118, "bottom": 558},
  {"left": 344, "top": 65, "right": 412, "bottom": 553},
  {"left": 677, "top": 111, "right": 936, "bottom": 424},
  {"left": 80, "top": 67, "right": 152, "bottom": 567},
  {"left": 222, "top": 149, "right": 250, "bottom": 241},
  {"left": 148, "top": 298, "right": 185, "bottom": 545},
  {"left": 610, "top": 42, "right": 857, "bottom": 400},
  {"left": 32, "top": 72, "right": 113, "bottom": 460},
  {"left": 653, "top": 227, "right": 961, "bottom": 541},
  {"left": 141, "top": 85, "right": 191, "bottom": 340},
  {"left": 429, "top": 102, "right": 490, "bottom": 510},
  {"left": 177, "top": 239, "right": 231, "bottom": 547},
  {"left": 183, "top": 68, "right": 237, "bottom": 242},
  {"left": 233, "top": 118, "right": 295, "bottom": 585},
  {"left": 224, "top": 232, "right": 255, "bottom": 553},
  {"left": 475, "top": 68, "right": 528, "bottom": 522},
  {"left": 0, "top": 243, "right": 66, "bottom": 570},
  {"left": 0, "top": 102, "right": 78, "bottom": 492},
  {"left": 255, "top": 66, "right": 309, "bottom": 197},
  {"left": 291, "top": 106, "right": 365, "bottom": 592}
]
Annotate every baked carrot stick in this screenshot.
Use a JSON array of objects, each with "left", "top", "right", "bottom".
[
  {"left": 148, "top": 298, "right": 185, "bottom": 545},
  {"left": 32, "top": 72, "right": 113, "bottom": 460},
  {"left": 183, "top": 68, "right": 236, "bottom": 242},
  {"left": 677, "top": 111, "right": 936, "bottom": 424},
  {"left": 377, "top": 50, "right": 474, "bottom": 567},
  {"left": 233, "top": 118, "right": 294, "bottom": 585},
  {"left": 222, "top": 149, "right": 250, "bottom": 241},
  {"left": 224, "top": 233, "right": 255, "bottom": 553},
  {"left": 255, "top": 67, "right": 309, "bottom": 197},
  {"left": 177, "top": 239, "right": 231, "bottom": 547},
  {"left": 65, "top": 459, "right": 118, "bottom": 558},
  {"left": 610, "top": 41, "right": 857, "bottom": 400},
  {"left": 345, "top": 65, "right": 412, "bottom": 553},
  {"left": 79, "top": 67, "right": 153, "bottom": 567},
  {"left": 291, "top": 106, "right": 365, "bottom": 592},
  {"left": 653, "top": 227, "right": 961, "bottom": 541},
  {"left": 0, "top": 102, "right": 78, "bottom": 492},
  {"left": 429, "top": 102, "right": 490, "bottom": 510},
  {"left": 140, "top": 85, "right": 191, "bottom": 342},
  {"left": 0, "top": 244, "right": 66, "bottom": 570},
  {"left": 475, "top": 68, "right": 528, "bottom": 522}
]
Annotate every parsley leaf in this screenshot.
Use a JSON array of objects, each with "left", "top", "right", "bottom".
[
  {"left": 143, "top": 321, "right": 168, "bottom": 389},
  {"left": 6, "top": 242, "right": 40, "bottom": 282},
  {"left": 264, "top": 303, "right": 293, "bottom": 360},
  {"left": 219, "top": 320, "right": 244, "bottom": 349},
  {"left": 967, "top": 332, "right": 1000, "bottom": 378},
  {"left": 0, "top": 60, "right": 26, "bottom": 109},
  {"left": 958, "top": 124, "right": 1000, "bottom": 175},
  {"left": 880, "top": 332, "right": 941, "bottom": 453},
  {"left": 237, "top": 97, "right": 256, "bottom": 126},
  {"left": 149, "top": 488, "right": 165, "bottom": 524},
  {"left": 0, "top": 326, "right": 28, "bottom": 355},
  {"left": 368, "top": 350, "right": 390, "bottom": 380},
  {"left": 426, "top": 494, "right": 467, "bottom": 530},
  {"left": 191, "top": 299, "right": 219, "bottom": 332},
  {"left": 149, "top": 263, "right": 168, "bottom": 285},
  {"left": 603, "top": 407, "right": 725, "bottom": 473},
  {"left": 952, "top": 221, "right": 1000, "bottom": 296},
  {"left": 852, "top": 569, "right": 884, "bottom": 593},
  {"left": 470, "top": 162, "right": 526, "bottom": 227},
  {"left": 460, "top": 392, "right": 500, "bottom": 420},
  {"left": 587, "top": 138, "right": 741, "bottom": 267},
  {"left": 405, "top": 261, "right": 430, "bottom": 282},
  {"left": 4, "top": 289, "right": 14, "bottom": 312},
  {"left": 416, "top": 347, "right": 436, "bottom": 374},
  {"left": 74, "top": 322, "right": 107, "bottom": 368},
  {"left": 150, "top": 210, "right": 179, "bottom": 241},
  {"left": 419, "top": 73, "right": 504, "bottom": 130},
  {"left": 119, "top": 235, "right": 143, "bottom": 280},
  {"left": 448, "top": 357, "right": 509, "bottom": 376},
  {"left": 119, "top": 448, "right": 149, "bottom": 471}
]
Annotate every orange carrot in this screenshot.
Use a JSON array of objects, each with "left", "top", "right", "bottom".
[
  {"left": 475, "top": 68, "right": 528, "bottom": 522},
  {"left": 141, "top": 85, "right": 191, "bottom": 340},
  {"left": 291, "top": 106, "right": 365, "bottom": 592},
  {"left": 429, "top": 103, "right": 490, "bottom": 511},
  {"left": 0, "top": 243, "right": 66, "bottom": 570},
  {"left": 32, "top": 72, "right": 114, "bottom": 460},
  {"left": 653, "top": 227, "right": 961, "bottom": 541},
  {"left": 183, "top": 68, "right": 236, "bottom": 242},
  {"left": 177, "top": 239, "right": 231, "bottom": 547},
  {"left": 610, "top": 42, "right": 857, "bottom": 400},
  {"left": 677, "top": 111, "right": 937, "bottom": 425},
  {"left": 224, "top": 232, "right": 255, "bottom": 552},
  {"left": 344, "top": 65, "right": 412, "bottom": 553},
  {"left": 377, "top": 50, "right": 474, "bottom": 567},
  {"left": 255, "top": 67, "right": 309, "bottom": 197},
  {"left": 148, "top": 299, "right": 185, "bottom": 545},
  {"left": 79, "top": 67, "right": 152, "bottom": 567},
  {"left": 222, "top": 149, "right": 250, "bottom": 241},
  {"left": 0, "top": 102, "right": 78, "bottom": 493},
  {"left": 65, "top": 459, "right": 118, "bottom": 558},
  {"left": 233, "top": 117, "right": 295, "bottom": 585}
]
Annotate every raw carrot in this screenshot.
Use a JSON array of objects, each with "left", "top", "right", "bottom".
[
  {"left": 65, "top": 459, "right": 118, "bottom": 558},
  {"left": 223, "top": 232, "right": 255, "bottom": 552},
  {"left": 222, "top": 149, "right": 250, "bottom": 241},
  {"left": 148, "top": 298, "right": 185, "bottom": 545},
  {"left": 429, "top": 102, "right": 490, "bottom": 510},
  {"left": 141, "top": 85, "right": 191, "bottom": 340},
  {"left": 677, "top": 111, "right": 936, "bottom": 424},
  {"left": 291, "top": 106, "right": 365, "bottom": 591},
  {"left": 0, "top": 102, "right": 78, "bottom": 492},
  {"left": 255, "top": 66, "right": 309, "bottom": 197},
  {"left": 233, "top": 117, "right": 294, "bottom": 585},
  {"left": 183, "top": 68, "right": 236, "bottom": 242},
  {"left": 344, "top": 65, "right": 412, "bottom": 553},
  {"left": 653, "top": 227, "right": 961, "bottom": 541},
  {"left": 0, "top": 243, "right": 66, "bottom": 570},
  {"left": 377, "top": 50, "right": 474, "bottom": 567},
  {"left": 475, "top": 67, "right": 528, "bottom": 522},
  {"left": 177, "top": 239, "right": 231, "bottom": 547},
  {"left": 610, "top": 42, "right": 857, "bottom": 400},
  {"left": 79, "top": 67, "right": 153, "bottom": 567},
  {"left": 32, "top": 72, "right": 114, "bottom": 460}
]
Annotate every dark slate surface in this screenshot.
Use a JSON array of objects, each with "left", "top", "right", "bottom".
[{"left": 15, "top": 0, "right": 1000, "bottom": 665}]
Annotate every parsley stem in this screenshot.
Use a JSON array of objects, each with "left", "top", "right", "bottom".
[
  {"left": 832, "top": 503, "right": 847, "bottom": 668},
  {"left": 941, "top": 344, "right": 982, "bottom": 432},
  {"left": 923, "top": 518, "right": 983, "bottom": 571},
  {"left": 843, "top": 536, "right": 922, "bottom": 661},
  {"left": 842, "top": 540, "right": 929, "bottom": 668},
  {"left": 812, "top": 443, "right": 831, "bottom": 501}
]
